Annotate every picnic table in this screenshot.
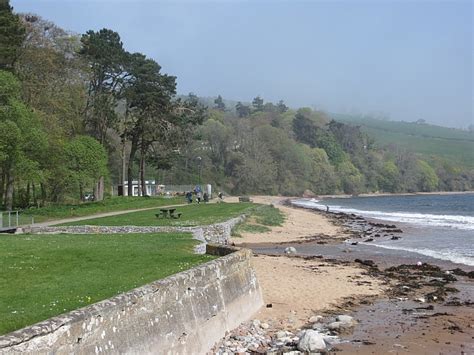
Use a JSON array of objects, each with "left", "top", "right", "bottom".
[
  {"left": 156, "top": 208, "right": 182, "bottom": 219},
  {"left": 238, "top": 196, "right": 252, "bottom": 203}
]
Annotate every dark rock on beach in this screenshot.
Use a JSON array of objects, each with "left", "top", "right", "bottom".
[{"left": 355, "top": 259, "right": 376, "bottom": 267}]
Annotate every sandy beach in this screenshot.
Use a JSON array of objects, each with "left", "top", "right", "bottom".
[
  {"left": 213, "top": 195, "right": 474, "bottom": 354},
  {"left": 227, "top": 195, "right": 384, "bottom": 329},
  {"left": 228, "top": 196, "right": 346, "bottom": 245},
  {"left": 252, "top": 255, "right": 384, "bottom": 328}
]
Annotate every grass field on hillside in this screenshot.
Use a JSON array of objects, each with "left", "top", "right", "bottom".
[
  {"left": 60, "top": 202, "right": 255, "bottom": 227},
  {"left": 334, "top": 115, "right": 474, "bottom": 167},
  {"left": 0, "top": 232, "right": 214, "bottom": 335},
  {"left": 19, "top": 196, "right": 183, "bottom": 224}
]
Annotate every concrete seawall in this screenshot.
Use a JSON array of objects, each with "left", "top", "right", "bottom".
[{"left": 0, "top": 245, "right": 263, "bottom": 354}]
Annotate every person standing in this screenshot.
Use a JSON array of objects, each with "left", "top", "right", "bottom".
[{"left": 186, "top": 191, "right": 193, "bottom": 204}]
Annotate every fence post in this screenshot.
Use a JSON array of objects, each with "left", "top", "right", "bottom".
[
  {"left": 0, "top": 212, "right": 2, "bottom": 228},
  {"left": 16, "top": 211, "right": 19, "bottom": 227},
  {"left": 8, "top": 212, "right": 11, "bottom": 227}
]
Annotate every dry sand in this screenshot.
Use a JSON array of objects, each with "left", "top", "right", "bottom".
[
  {"left": 253, "top": 255, "right": 384, "bottom": 328},
  {"left": 230, "top": 196, "right": 346, "bottom": 245},
  {"left": 229, "top": 195, "right": 385, "bottom": 328}
]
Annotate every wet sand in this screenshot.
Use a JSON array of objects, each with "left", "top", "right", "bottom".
[{"left": 225, "top": 196, "right": 474, "bottom": 354}]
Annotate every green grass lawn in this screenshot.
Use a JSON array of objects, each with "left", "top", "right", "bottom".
[
  {"left": 232, "top": 204, "right": 286, "bottom": 236},
  {"left": 60, "top": 202, "right": 255, "bottom": 227},
  {"left": 0, "top": 232, "right": 215, "bottom": 335},
  {"left": 20, "top": 196, "right": 183, "bottom": 224}
]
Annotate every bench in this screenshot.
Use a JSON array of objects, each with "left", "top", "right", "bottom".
[
  {"left": 238, "top": 196, "right": 252, "bottom": 203},
  {"left": 156, "top": 208, "right": 182, "bottom": 219},
  {"left": 156, "top": 208, "right": 175, "bottom": 218}
]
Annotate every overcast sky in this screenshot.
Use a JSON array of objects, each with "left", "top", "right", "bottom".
[{"left": 12, "top": 0, "right": 473, "bottom": 128}]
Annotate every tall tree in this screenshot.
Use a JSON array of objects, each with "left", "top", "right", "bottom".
[
  {"left": 79, "top": 28, "right": 128, "bottom": 200},
  {"left": 235, "top": 133, "right": 276, "bottom": 194},
  {"left": 65, "top": 136, "right": 108, "bottom": 200},
  {"left": 416, "top": 159, "right": 439, "bottom": 192},
  {"left": 292, "top": 110, "right": 317, "bottom": 146},
  {"left": 79, "top": 28, "right": 127, "bottom": 145},
  {"left": 214, "top": 94, "right": 225, "bottom": 111},
  {"left": 16, "top": 15, "right": 87, "bottom": 136},
  {"left": 0, "top": 71, "right": 47, "bottom": 210},
  {"left": 122, "top": 53, "right": 205, "bottom": 196},
  {"left": 276, "top": 100, "right": 288, "bottom": 113},
  {"left": 252, "top": 96, "right": 264, "bottom": 112},
  {"left": 235, "top": 101, "right": 251, "bottom": 118},
  {"left": 0, "top": 0, "right": 25, "bottom": 71},
  {"left": 122, "top": 53, "right": 174, "bottom": 196}
]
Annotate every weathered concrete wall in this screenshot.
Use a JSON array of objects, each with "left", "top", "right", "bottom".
[
  {"left": 27, "top": 215, "right": 246, "bottom": 251},
  {"left": 0, "top": 245, "right": 263, "bottom": 355}
]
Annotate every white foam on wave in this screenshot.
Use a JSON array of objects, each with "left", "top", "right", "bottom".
[
  {"left": 292, "top": 199, "right": 474, "bottom": 231},
  {"left": 358, "top": 242, "right": 474, "bottom": 267}
]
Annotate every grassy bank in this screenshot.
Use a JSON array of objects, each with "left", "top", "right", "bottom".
[
  {"left": 0, "top": 232, "right": 214, "bottom": 335},
  {"left": 60, "top": 202, "right": 255, "bottom": 227},
  {"left": 232, "top": 204, "right": 285, "bottom": 236},
  {"left": 20, "top": 196, "right": 182, "bottom": 224}
]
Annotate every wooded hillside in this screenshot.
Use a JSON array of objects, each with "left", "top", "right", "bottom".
[{"left": 1, "top": 2, "right": 472, "bottom": 210}]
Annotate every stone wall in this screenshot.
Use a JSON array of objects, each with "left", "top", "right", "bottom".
[
  {"left": 27, "top": 215, "right": 246, "bottom": 253},
  {"left": 0, "top": 245, "right": 263, "bottom": 355}
]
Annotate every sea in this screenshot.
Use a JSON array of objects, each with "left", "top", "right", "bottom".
[{"left": 291, "top": 193, "right": 474, "bottom": 267}]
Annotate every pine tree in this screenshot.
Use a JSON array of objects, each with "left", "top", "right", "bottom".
[{"left": 0, "top": 0, "right": 26, "bottom": 71}]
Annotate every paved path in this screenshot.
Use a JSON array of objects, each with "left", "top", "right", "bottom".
[{"left": 32, "top": 203, "right": 188, "bottom": 227}]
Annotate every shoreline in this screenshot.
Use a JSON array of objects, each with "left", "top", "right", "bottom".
[
  {"left": 306, "top": 190, "right": 474, "bottom": 199},
  {"left": 214, "top": 196, "right": 474, "bottom": 354}
]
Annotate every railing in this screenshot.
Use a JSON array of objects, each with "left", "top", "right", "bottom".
[{"left": 0, "top": 211, "right": 34, "bottom": 229}]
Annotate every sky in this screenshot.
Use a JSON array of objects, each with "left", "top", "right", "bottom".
[{"left": 12, "top": 0, "right": 473, "bottom": 128}]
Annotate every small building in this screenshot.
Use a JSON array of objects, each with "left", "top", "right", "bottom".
[{"left": 120, "top": 180, "right": 160, "bottom": 196}]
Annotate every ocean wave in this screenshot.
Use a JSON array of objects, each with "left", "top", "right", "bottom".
[
  {"left": 292, "top": 199, "right": 474, "bottom": 231},
  {"left": 358, "top": 242, "right": 474, "bottom": 267}
]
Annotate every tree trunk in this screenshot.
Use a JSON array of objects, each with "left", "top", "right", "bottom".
[
  {"left": 140, "top": 149, "right": 146, "bottom": 196},
  {"left": 127, "top": 139, "right": 138, "bottom": 196},
  {"left": 80, "top": 183, "right": 84, "bottom": 201},
  {"left": 121, "top": 139, "right": 126, "bottom": 195},
  {"left": 5, "top": 169, "right": 14, "bottom": 211},
  {"left": 0, "top": 171, "right": 5, "bottom": 207},
  {"left": 98, "top": 176, "right": 104, "bottom": 200},
  {"left": 40, "top": 182, "right": 46, "bottom": 206},
  {"left": 26, "top": 182, "right": 30, "bottom": 207},
  {"left": 32, "top": 182, "right": 37, "bottom": 207},
  {"left": 93, "top": 177, "right": 104, "bottom": 201}
]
